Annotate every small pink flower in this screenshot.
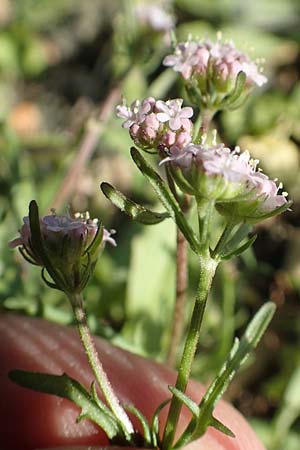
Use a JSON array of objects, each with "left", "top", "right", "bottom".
[
  {"left": 163, "top": 41, "right": 200, "bottom": 79},
  {"left": 156, "top": 99, "right": 193, "bottom": 131},
  {"left": 116, "top": 97, "right": 155, "bottom": 129}
]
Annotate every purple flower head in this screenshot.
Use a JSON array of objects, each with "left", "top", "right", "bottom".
[
  {"left": 116, "top": 96, "right": 194, "bottom": 151},
  {"left": 164, "top": 36, "right": 267, "bottom": 109},
  {"left": 164, "top": 37, "right": 267, "bottom": 88},
  {"left": 162, "top": 137, "right": 288, "bottom": 222},
  {"left": 10, "top": 208, "right": 115, "bottom": 271},
  {"left": 9, "top": 204, "right": 117, "bottom": 293}
]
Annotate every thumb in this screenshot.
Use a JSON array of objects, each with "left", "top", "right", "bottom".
[{"left": 0, "top": 314, "right": 266, "bottom": 450}]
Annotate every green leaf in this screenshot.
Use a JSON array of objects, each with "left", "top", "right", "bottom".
[
  {"left": 175, "top": 302, "right": 276, "bottom": 447},
  {"left": 220, "top": 223, "right": 253, "bottom": 256},
  {"left": 210, "top": 417, "right": 235, "bottom": 438},
  {"left": 84, "top": 223, "right": 104, "bottom": 257},
  {"left": 28, "top": 200, "right": 67, "bottom": 291},
  {"left": 124, "top": 403, "right": 152, "bottom": 446},
  {"left": 221, "top": 71, "right": 247, "bottom": 108},
  {"left": 222, "top": 234, "right": 257, "bottom": 260},
  {"left": 101, "top": 182, "right": 170, "bottom": 225},
  {"left": 9, "top": 370, "right": 120, "bottom": 439},
  {"left": 245, "top": 200, "right": 293, "bottom": 224},
  {"left": 196, "top": 302, "right": 276, "bottom": 436},
  {"left": 130, "top": 147, "right": 200, "bottom": 253},
  {"left": 168, "top": 385, "right": 199, "bottom": 418},
  {"left": 151, "top": 398, "right": 171, "bottom": 448}
]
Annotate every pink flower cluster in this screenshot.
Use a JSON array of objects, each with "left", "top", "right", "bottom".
[
  {"left": 116, "top": 97, "right": 193, "bottom": 151},
  {"left": 163, "top": 140, "right": 287, "bottom": 218},
  {"left": 163, "top": 37, "right": 267, "bottom": 87}
]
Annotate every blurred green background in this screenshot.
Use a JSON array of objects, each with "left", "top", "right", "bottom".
[{"left": 0, "top": 1, "right": 300, "bottom": 448}]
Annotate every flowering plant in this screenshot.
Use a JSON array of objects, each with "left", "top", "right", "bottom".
[{"left": 8, "top": 30, "right": 291, "bottom": 450}]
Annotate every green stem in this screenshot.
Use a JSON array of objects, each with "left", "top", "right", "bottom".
[
  {"left": 167, "top": 227, "right": 188, "bottom": 367},
  {"left": 162, "top": 254, "right": 218, "bottom": 450},
  {"left": 69, "top": 293, "right": 134, "bottom": 439},
  {"left": 165, "top": 165, "right": 189, "bottom": 367},
  {"left": 197, "top": 198, "right": 215, "bottom": 246},
  {"left": 198, "top": 109, "right": 215, "bottom": 138}
]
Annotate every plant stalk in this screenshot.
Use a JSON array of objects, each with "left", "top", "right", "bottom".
[
  {"left": 199, "top": 109, "right": 215, "bottom": 136},
  {"left": 69, "top": 293, "right": 134, "bottom": 439},
  {"left": 162, "top": 254, "right": 218, "bottom": 450},
  {"left": 167, "top": 228, "right": 188, "bottom": 367}
]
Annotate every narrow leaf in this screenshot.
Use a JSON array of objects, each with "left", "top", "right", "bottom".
[
  {"left": 84, "top": 223, "right": 104, "bottom": 256},
  {"left": 168, "top": 386, "right": 199, "bottom": 417},
  {"left": 245, "top": 200, "right": 293, "bottom": 224},
  {"left": 9, "top": 370, "right": 120, "bottom": 439},
  {"left": 176, "top": 302, "right": 276, "bottom": 445},
  {"left": 151, "top": 398, "right": 170, "bottom": 447},
  {"left": 130, "top": 148, "right": 200, "bottom": 253},
  {"left": 220, "top": 223, "right": 252, "bottom": 255},
  {"left": 194, "top": 302, "right": 276, "bottom": 439},
  {"left": 124, "top": 404, "right": 152, "bottom": 446},
  {"left": 222, "top": 235, "right": 257, "bottom": 260},
  {"left": 29, "top": 200, "right": 67, "bottom": 291},
  {"left": 210, "top": 417, "right": 235, "bottom": 438},
  {"left": 222, "top": 71, "right": 247, "bottom": 108},
  {"left": 101, "top": 182, "right": 170, "bottom": 225}
]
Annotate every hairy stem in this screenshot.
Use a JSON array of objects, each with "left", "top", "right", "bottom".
[
  {"left": 167, "top": 228, "right": 188, "bottom": 367},
  {"left": 165, "top": 166, "right": 190, "bottom": 367},
  {"left": 69, "top": 293, "right": 134, "bottom": 439},
  {"left": 199, "top": 109, "right": 215, "bottom": 137},
  {"left": 162, "top": 254, "right": 218, "bottom": 450}
]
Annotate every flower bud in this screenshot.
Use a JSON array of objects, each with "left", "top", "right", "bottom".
[{"left": 9, "top": 202, "right": 116, "bottom": 293}]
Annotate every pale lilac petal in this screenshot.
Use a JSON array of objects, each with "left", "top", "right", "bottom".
[
  {"left": 156, "top": 101, "right": 171, "bottom": 114},
  {"left": 179, "top": 107, "right": 193, "bottom": 119},
  {"left": 156, "top": 112, "right": 171, "bottom": 123},
  {"left": 169, "top": 117, "right": 182, "bottom": 131}
]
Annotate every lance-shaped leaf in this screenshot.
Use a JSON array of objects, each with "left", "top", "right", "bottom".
[
  {"left": 151, "top": 398, "right": 170, "bottom": 448},
  {"left": 84, "top": 223, "right": 104, "bottom": 257},
  {"left": 174, "top": 302, "right": 276, "bottom": 447},
  {"left": 29, "top": 200, "right": 67, "bottom": 292},
  {"left": 9, "top": 370, "right": 120, "bottom": 439},
  {"left": 169, "top": 387, "right": 234, "bottom": 449},
  {"left": 130, "top": 147, "right": 200, "bottom": 253},
  {"left": 221, "top": 71, "right": 247, "bottom": 109},
  {"left": 101, "top": 182, "right": 170, "bottom": 225},
  {"left": 244, "top": 200, "right": 293, "bottom": 224},
  {"left": 124, "top": 404, "right": 152, "bottom": 446},
  {"left": 222, "top": 234, "right": 257, "bottom": 260}
]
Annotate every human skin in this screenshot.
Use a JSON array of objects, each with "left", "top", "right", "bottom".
[{"left": 0, "top": 314, "right": 266, "bottom": 450}]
